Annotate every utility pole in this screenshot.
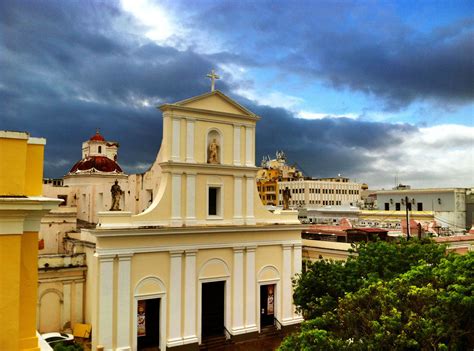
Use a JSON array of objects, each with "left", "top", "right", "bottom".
[{"left": 405, "top": 196, "right": 410, "bottom": 240}]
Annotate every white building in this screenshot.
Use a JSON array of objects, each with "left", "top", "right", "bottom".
[
  {"left": 376, "top": 188, "right": 472, "bottom": 232},
  {"left": 278, "top": 177, "right": 363, "bottom": 208}
]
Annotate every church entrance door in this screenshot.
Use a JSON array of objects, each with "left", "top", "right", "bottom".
[
  {"left": 260, "top": 284, "right": 275, "bottom": 328},
  {"left": 201, "top": 281, "right": 225, "bottom": 337},
  {"left": 137, "top": 298, "right": 160, "bottom": 350}
]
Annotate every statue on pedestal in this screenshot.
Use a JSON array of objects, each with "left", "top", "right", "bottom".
[
  {"left": 282, "top": 187, "right": 291, "bottom": 210},
  {"left": 110, "top": 180, "right": 123, "bottom": 211},
  {"left": 208, "top": 138, "right": 219, "bottom": 164}
]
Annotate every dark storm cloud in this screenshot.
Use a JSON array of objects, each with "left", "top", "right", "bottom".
[
  {"left": 0, "top": 0, "right": 228, "bottom": 176},
  {"left": 241, "top": 100, "right": 416, "bottom": 177},
  {"left": 0, "top": 0, "right": 421, "bottom": 181},
  {"left": 184, "top": 1, "right": 474, "bottom": 110}
]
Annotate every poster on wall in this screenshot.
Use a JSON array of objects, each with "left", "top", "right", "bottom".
[
  {"left": 267, "top": 285, "right": 274, "bottom": 315},
  {"left": 137, "top": 300, "right": 146, "bottom": 337}
]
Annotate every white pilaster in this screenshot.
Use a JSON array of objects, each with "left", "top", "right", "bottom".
[
  {"left": 245, "top": 177, "right": 255, "bottom": 225},
  {"left": 186, "top": 174, "right": 196, "bottom": 225},
  {"left": 281, "top": 244, "right": 293, "bottom": 322},
  {"left": 63, "top": 282, "right": 71, "bottom": 327},
  {"left": 98, "top": 255, "right": 115, "bottom": 350},
  {"left": 245, "top": 127, "right": 253, "bottom": 167},
  {"left": 186, "top": 119, "right": 195, "bottom": 163},
  {"left": 168, "top": 250, "right": 183, "bottom": 347},
  {"left": 233, "top": 176, "right": 243, "bottom": 225},
  {"left": 233, "top": 125, "right": 241, "bottom": 166},
  {"left": 74, "top": 281, "right": 83, "bottom": 324},
  {"left": 171, "top": 173, "right": 182, "bottom": 226},
  {"left": 232, "top": 247, "right": 245, "bottom": 334},
  {"left": 183, "top": 250, "right": 198, "bottom": 344},
  {"left": 171, "top": 118, "right": 181, "bottom": 161},
  {"left": 245, "top": 246, "right": 257, "bottom": 332},
  {"left": 293, "top": 244, "right": 302, "bottom": 277},
  {"left": 117, "top": 254, "right": 133, "bottom": 351},
  {"left": 292, "top": 244, "right": 303, "bottom": 319}
]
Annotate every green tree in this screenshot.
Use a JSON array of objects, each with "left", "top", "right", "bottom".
[
  {"left": 282, "top": 241, "right": 473, "bottom": 350},
  {"left": 294, "top": 239, "right": 446, "bottom": 319}
]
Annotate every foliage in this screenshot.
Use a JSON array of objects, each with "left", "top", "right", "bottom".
[
  {"left": 281, "top": 240, "right": 473, "bottom": 350},
  {"left": 293, "top": 239, "right": 446, "bottom": 319},
  {"left": 53, "top": 342, "right": 84, "bottom": 351}
]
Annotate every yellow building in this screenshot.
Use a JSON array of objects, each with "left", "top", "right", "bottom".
[
  {"left": 82, "top": 90, "right": 303, "bottom": 351},
  {"left": 0, "top": 131, "right": 60, "bottom": 350},
  {"left": 257, "top": 152, "right": 302, "bottom": 206}
]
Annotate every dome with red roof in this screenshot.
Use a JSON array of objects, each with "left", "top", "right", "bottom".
[
  {"left": 69, "top": 156, "right": 123, "bottom": 174},
  {"left": 89, "top": 130, "right": 105, "bottom": 142}
]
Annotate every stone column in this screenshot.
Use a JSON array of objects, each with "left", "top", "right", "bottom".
[
  {"left": 168, "top": 250, "right": 183, "bottom": 347},
  {"left": 186, "top": 119, "right": 195, "bottom": 163},
  {"left": 293, "top": 244, "right": 302, "bottom": 319},
  {"left": 246, "top": 177, "right": 255, "bottom": 225},
  {"left": 97, "top": 254, "right": 115, "bottom": 350},
  {"left": 232, "top": 247, "right": 245, "bottom": 334},
  {"left": 281, "top": 244, "right": 293, "bottom": 322},
  {"left": 186, "top": 174, "right": 196, "bottom": 225},
  {"left": 117, "top": 254, "right": 133, "bottom": 351},
  {"left": 183, "top": 250, "right": 198, "bottom": 344},
  {"left": 245, "top": 246, "right": 257, "bottom": 332},
  {"left": 74, "top": 281, "right": 84, "bottom": 324},
  {"left": 233, "top": 176, "right": 243, "bottom": 225},
  {"left": 171, "top": 173, "right": 182, "bottom": 226},
  {"left": 63, "top": 282, "right": 71, "bottom": 327},
  {"left": 233, "top": 124, "right": 241, "bottom": 166}
]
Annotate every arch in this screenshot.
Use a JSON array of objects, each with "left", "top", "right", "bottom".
[
  {"left": 199, "top": 258, "right": 230, "bottom": 279},
  {"left": 206, "top": 128, "right": 223, "bottom": 164},
  {"left": 133, "top": 276, "right": 167, "bottom": 351},
  {"left": 38, "top": 288, "right": 64, "bottom": 332},
  {"left": 39, "top": 288, "right": 64, "bottom": 303},
  {"left": 257, "top": 265, "right": 280, "bottom": 282},
  {"left": 134, "top": 275, "right": 166, "bottom": 296}
]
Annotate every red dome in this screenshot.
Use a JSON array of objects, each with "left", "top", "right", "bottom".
[
  {"left": 69, "top": 156, "right": 123, "bottom": 174},
  {"left": 90, "top": 131, "right": 105, "bottom": 141}
]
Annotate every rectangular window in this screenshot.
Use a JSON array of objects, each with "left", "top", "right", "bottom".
[
  {"left": 395, "top": 203, "right": 401, "bottom": 211},
  {"left": 384, "top": 203, "right": 389, "bottom": 211},
  {"left": 208, "top": 187, "right": 221, "bottom": 216},
  {"left": 417, "top": 202, "right": 423, "bottom": 211},
  {"left": 407, "top": 203, "right": 412, "bottom": 211}
]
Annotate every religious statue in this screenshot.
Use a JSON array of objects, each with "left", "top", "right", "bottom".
[
  {"left": 282, "top": 187, "right": 291, "bottom": 210},
  {"left": 110, "top": 180, "right": 123, "bottom": 211},
  {"left": 208, "top": 138, "right": 219, "bottom": 164}
]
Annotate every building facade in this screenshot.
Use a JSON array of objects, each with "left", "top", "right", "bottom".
[
  {"left": 376, "top": 188, "right": 471, "bottom": 232},
  {"left": 0, "top": 131, "right": 60, "bottom": 350},
  {"left": 278, "top": 177, "right": 363, "bottom": 208},
  {"left": 83, "top": 91, "right": 303, "bottom": 351}
]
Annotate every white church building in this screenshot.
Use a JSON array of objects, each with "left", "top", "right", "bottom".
[{"left": 80, "top": 90, "right": 304, "bottom": 351}]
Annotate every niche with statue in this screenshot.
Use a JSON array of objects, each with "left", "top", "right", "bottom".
[{"left": 207, "top": 130, "right": 221, "bottom": 164}]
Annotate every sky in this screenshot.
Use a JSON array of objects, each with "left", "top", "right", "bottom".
[{"left": 1, "top": 0, "right": 473, "bottom": 189}]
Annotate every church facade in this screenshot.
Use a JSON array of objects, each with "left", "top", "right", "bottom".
[{"left": 84, "top": 91, "right": 303, "bottom": 350}]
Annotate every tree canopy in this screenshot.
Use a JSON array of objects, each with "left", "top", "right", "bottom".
[{"left": 281, "top": 240, "right": 474, "bottom": 350}]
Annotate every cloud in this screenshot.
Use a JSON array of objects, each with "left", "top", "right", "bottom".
[
  {"left": 359, "top": 124, "right": 474, "bottom": 188},
  {"left": 1, "top": 0, "right": 472, "bottom": 190},
  {"left": 297, "top": 111, "right": 359, "bottom": 120},
  {"left": 180, "top": 1, "right": 474, "bottom": 110}
]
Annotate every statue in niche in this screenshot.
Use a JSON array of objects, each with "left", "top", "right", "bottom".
[
  {"left": 208, "top": 138, "right": 220, "bottom": 164},
  {"left": 110, "top": 180, "right": 123, "bottom": 211},
  {"left": 282, "top": 187, "right": 291, "bottom": 210}
]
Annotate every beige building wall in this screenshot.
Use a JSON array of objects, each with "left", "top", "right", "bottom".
[{"left": 85, "top": 90, "right": 304, "bottom": 351}]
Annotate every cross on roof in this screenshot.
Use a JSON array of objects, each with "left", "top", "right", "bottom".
[{"left": 206, "top": 70, "right": 220, "bottom": 92}]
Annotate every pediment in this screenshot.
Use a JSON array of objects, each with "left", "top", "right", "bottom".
[{"left": 168, "top": 91, "right": 257, "bottom": 117}]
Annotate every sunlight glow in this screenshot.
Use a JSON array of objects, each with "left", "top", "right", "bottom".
[{"left": 121, "top": 0, "right": 174, "bottom": 43}]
